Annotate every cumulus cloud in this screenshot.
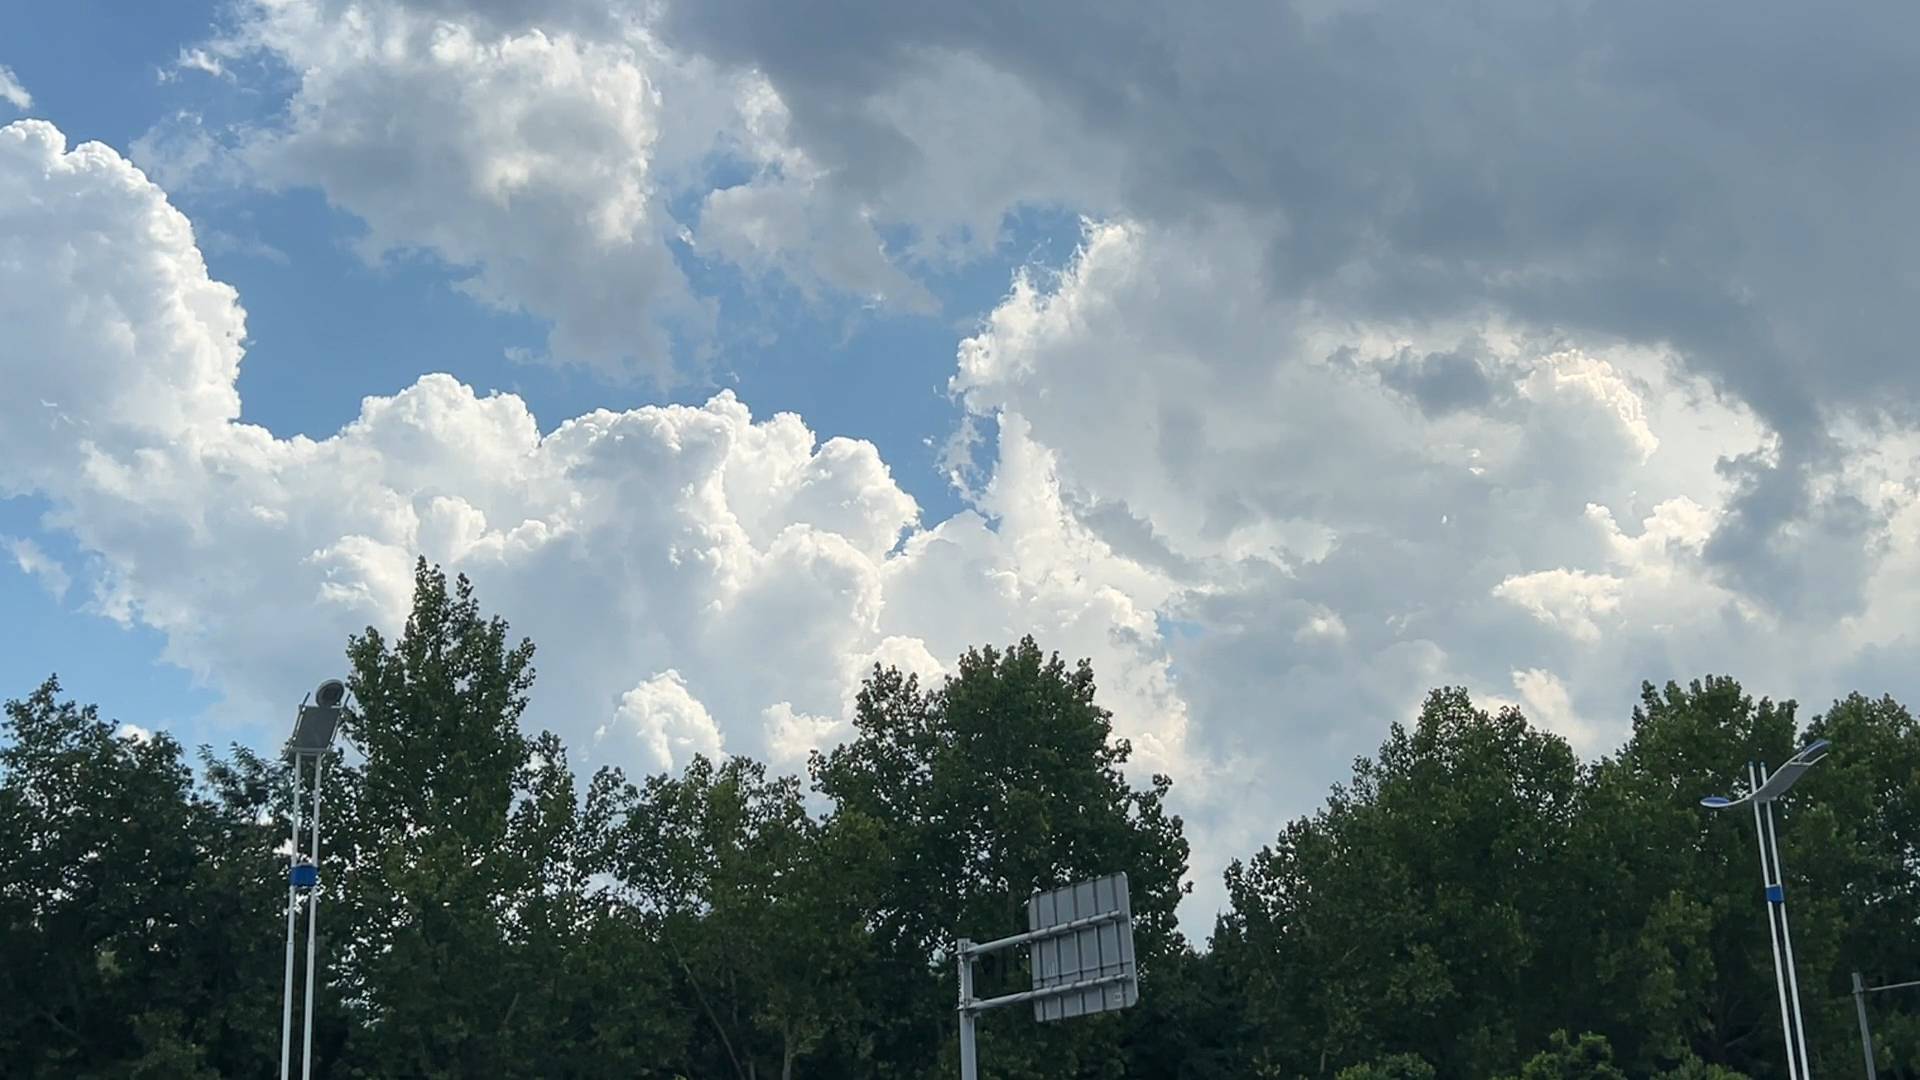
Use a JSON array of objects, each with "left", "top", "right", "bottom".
[
  {"left": 761, "top": 702, "right": 842, "bottom": 769},
  {"left": 1510, "top": 668, "right": 1601, "bottom": 756},
  {"left": 653, "top": 0, "right": 1920, "bottom": 612},
  {"left": 157, "top": 0, "right": 1138, "bottom": 375},
  {"left": 174, "top": 0, "right": 1920, "bottom": 441},
  {"left": 24, "top": 0, "right": 1920, "bottom": 933},
  {"left": 946, "top": 214, "right": 1920, "bottom": 878},
  {"left": 663, "top": 0, "right": 1920, "bottom": 404},
  {"left": 1493, "top": 570, "right": 1625, "bottom": 644},
  {"left": 608, "top": 671, "right": 726, "bottom": 771},
  {"left": 169, "top": 1, "right": 1920, "bottom": 594},
  {"left": 199, "top": 1, "right": 734, "bottom": 380},
  {"left": 0, "top": 117, "right": 1200, "bottom": 829}
]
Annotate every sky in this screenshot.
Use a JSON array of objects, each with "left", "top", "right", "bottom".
[{"left": 4, "top": 0, "right": 1920, "bottom": 938}]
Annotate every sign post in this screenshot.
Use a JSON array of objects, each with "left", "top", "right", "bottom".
[{"left": 955, "top": 872, "right": 1138, "bottom": 1079}]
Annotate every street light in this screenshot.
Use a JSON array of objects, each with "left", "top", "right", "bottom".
[
  {"left": 283, "top": 679, "right": 347, "bottom": 1080},
  {"left": 1701, "top": 738, "right": 1831, "bottom": 1080}
]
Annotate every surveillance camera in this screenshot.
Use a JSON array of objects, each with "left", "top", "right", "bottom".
[{"left": 314, "top": 679, "right": 347, "bottom": 709}]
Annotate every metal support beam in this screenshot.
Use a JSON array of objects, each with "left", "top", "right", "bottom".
[
  {"left": 963, "top": 972, "right": 1133, "bottom": 1014},
  {"left": 957, "top": 939, "right": 978, "bottom": 1080},
  {"left": 963, "top": 910, "right": 1126, "bottom": 957},
  {"left": 1854, "top": 971, "right": 1878, "bottom": 1080}
]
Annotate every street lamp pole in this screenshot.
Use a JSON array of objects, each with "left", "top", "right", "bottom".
[
  {"left": 302, "top": 753, "right": 324, "bottom": 1076},
  {"left": 281, "top": 679, "right": 346, "bottom": 1080},
  {"left": 1762, "top": 767, "right": 1815, "bottom": 1077},
  {"left": 279, "top": 756, "right": 304, "bottom": 1080},
  {"left": 1701, "top": 738, "right": 1831, "bottom": 1080},
  {"left": 1746, "top": 763, "right": 1800, "bottom": 1079}
]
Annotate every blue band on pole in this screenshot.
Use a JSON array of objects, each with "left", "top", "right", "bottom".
[
  {"left": 292, "top": 864, "right": 320, "bottom": 888},
  {"left": 1765, "top": 884, "right": 1784, "bottom": 903}
]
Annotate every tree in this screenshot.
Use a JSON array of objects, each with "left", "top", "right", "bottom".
[
  {"left": 1217, "top": 687, "right": 1586, "bottom": 1078},
  {"left": 16, "top": 565, "right": 1920, "bottom": 1080},
  {"left": 327, "top": 559, "right": 685, "bottom": 1076},
  {"left": 0, "top": 677, "right": 284, "bottom": 1078},
  {"left": 1569, "top": 677, "right": 1804, "bottom": 1076},
  {"left": 812, "top": 637, "right": 1192, "bottom": 1078},
  {"left": 1335, "top": 1053, "right": 1437, "bottom": 1080},
  {"left": 1499, "top": 1030, "right": 1628, "bottom": 1080},
  {"left": 619, "top": 753, "right": 869, "bottom": 1079},
  {"left": 1794, "top": 691, "right": 1920, "bottom": 1076}
]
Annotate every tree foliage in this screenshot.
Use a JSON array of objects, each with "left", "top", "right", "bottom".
[{"left": 6, "top": 561, "right": 1920, "bottom": 1078}]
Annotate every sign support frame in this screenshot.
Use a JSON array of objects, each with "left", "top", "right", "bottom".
[{"left": 954, "top": 872, "right": 1138, "bottom": 1080}]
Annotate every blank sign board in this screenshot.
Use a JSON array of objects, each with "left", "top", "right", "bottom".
[{"left": 1027, "top": 872, "right": 1137, "bottom": 1022}]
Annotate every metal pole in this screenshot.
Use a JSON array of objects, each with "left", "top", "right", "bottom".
[
  {"left": 1765, "top": 789, "right": 1814, "bottom": 1080},
  {"left": 1853, "top": 972, "right": 1878, "bottom": 1080},
  {"left": 1751, "top": 763, "right": 1801, "bottom": 1080},
  {"left": 281, "top": 755, "right": 304, "bottom": 1080},
  {"left": 957, "top": 938, "right": 978, "bottom": 1080},
  {"left": 301, "top": 755, "right": 323, "bottom": 1079}
]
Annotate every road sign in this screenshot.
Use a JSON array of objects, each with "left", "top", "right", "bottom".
[
  {"left": 1027, "top": 872, "right": 1137, "bottom": 1021},
  {"left": 954, "top": 870, "right": 1142, "bottom": 1078}
]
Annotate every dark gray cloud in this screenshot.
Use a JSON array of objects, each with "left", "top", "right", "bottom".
[
  {"left": 1377, "top": 347, "right": 1503, "bottom": 418},
  {"left": 645, "top": 0, "right": 1920, "bottom": 615}
]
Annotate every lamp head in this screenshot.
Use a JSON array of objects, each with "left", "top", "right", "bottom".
[
  {"left": 1700, "top": 738, "right": 1833, "bottom": 811},
  {"left": 315, "top": 679, "right": 347, "bottom": 709},
  {"left": 289, "top": 678, "right": 348, "bottom": 756}
]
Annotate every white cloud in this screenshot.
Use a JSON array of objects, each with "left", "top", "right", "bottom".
[
  {"left": 609, "top": 671, "right": 726, "bottom": 771},
  {"left": 635, "top": 0, "right": 1920, "bottom": 631},
  {"left": 945, "top": 213, "right": 1920, "bottom": 912},
  {"left": 6, "top": 537, "right": 71, "bottom": 600},
  {"left": 0, "top": 66, "right": 29, "bottom": 111},
  {"left": 0, "top": 118, "right": 1201, "bottom": 835},
  {"left": 129, "top": 113, "right": 246, "bottom": 193},
  {"left": 761, "top": 702, "right": 842, "bottom": 768},
  {"left": 692, "top": 46, "right": 1123, "bottom": 287},
  {"left": 172, "top": 48, "right": 228, "bottom": 81},
  {"left": 1510, "top": 668, "right": 1600, "bottom": 756},
  {"left": 0, "top": 121, "right": 245, "bottom": 496},
  {"left": 152, "top": 0, "right": 1142, "bottom": 370},
  {"left": 11, "top": 0, "right": 1895, "bottom": 954},
  {"left": 210, "top": 2, "right": 722, "bottom": 380},
  {"left": 116, "top": 723, "right": 155, "bottom": 744},
  {"left": 1493, "top": 569, "right": 1625, "bottom": 643}
]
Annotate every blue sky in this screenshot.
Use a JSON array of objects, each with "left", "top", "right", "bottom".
[{"left": 6, "top": 0, "right": 1920, "bottom": 931}]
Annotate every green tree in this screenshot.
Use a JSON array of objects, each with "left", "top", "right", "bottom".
[
  {"left": 1334, "top": 1052, "right": 1437, "bottom": 1080},
  {"left": 1570, "top": 677, "right": 1804, "bottom": 1076},
  {"left": 0, "top": 677, "right": 284, "bottom": 1078},
  {"left": 812, "top": 637, "right": 1192, "bottom": 1079},
  {"left": 328, "top": 559, "right": 684, "bottom": 1076},
  {"left": 1217, "top": 687, "right": 1586, "bottom": 1078},
  {"left": 620, "top": 753, "right": 869, "bottom": 1079},
  {"left": 1654, "top": 1054, "right": 1750, "bottom": 1080},
  {"left": 1499, "top": 1030, "right": 1628, "bottom": 1080},
  {"left": 1795, "top": 691, "right": 1920, "bottom": 1077},
  {"left": 491, "top": 733, "right": 687, "bottom": 1077}
]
